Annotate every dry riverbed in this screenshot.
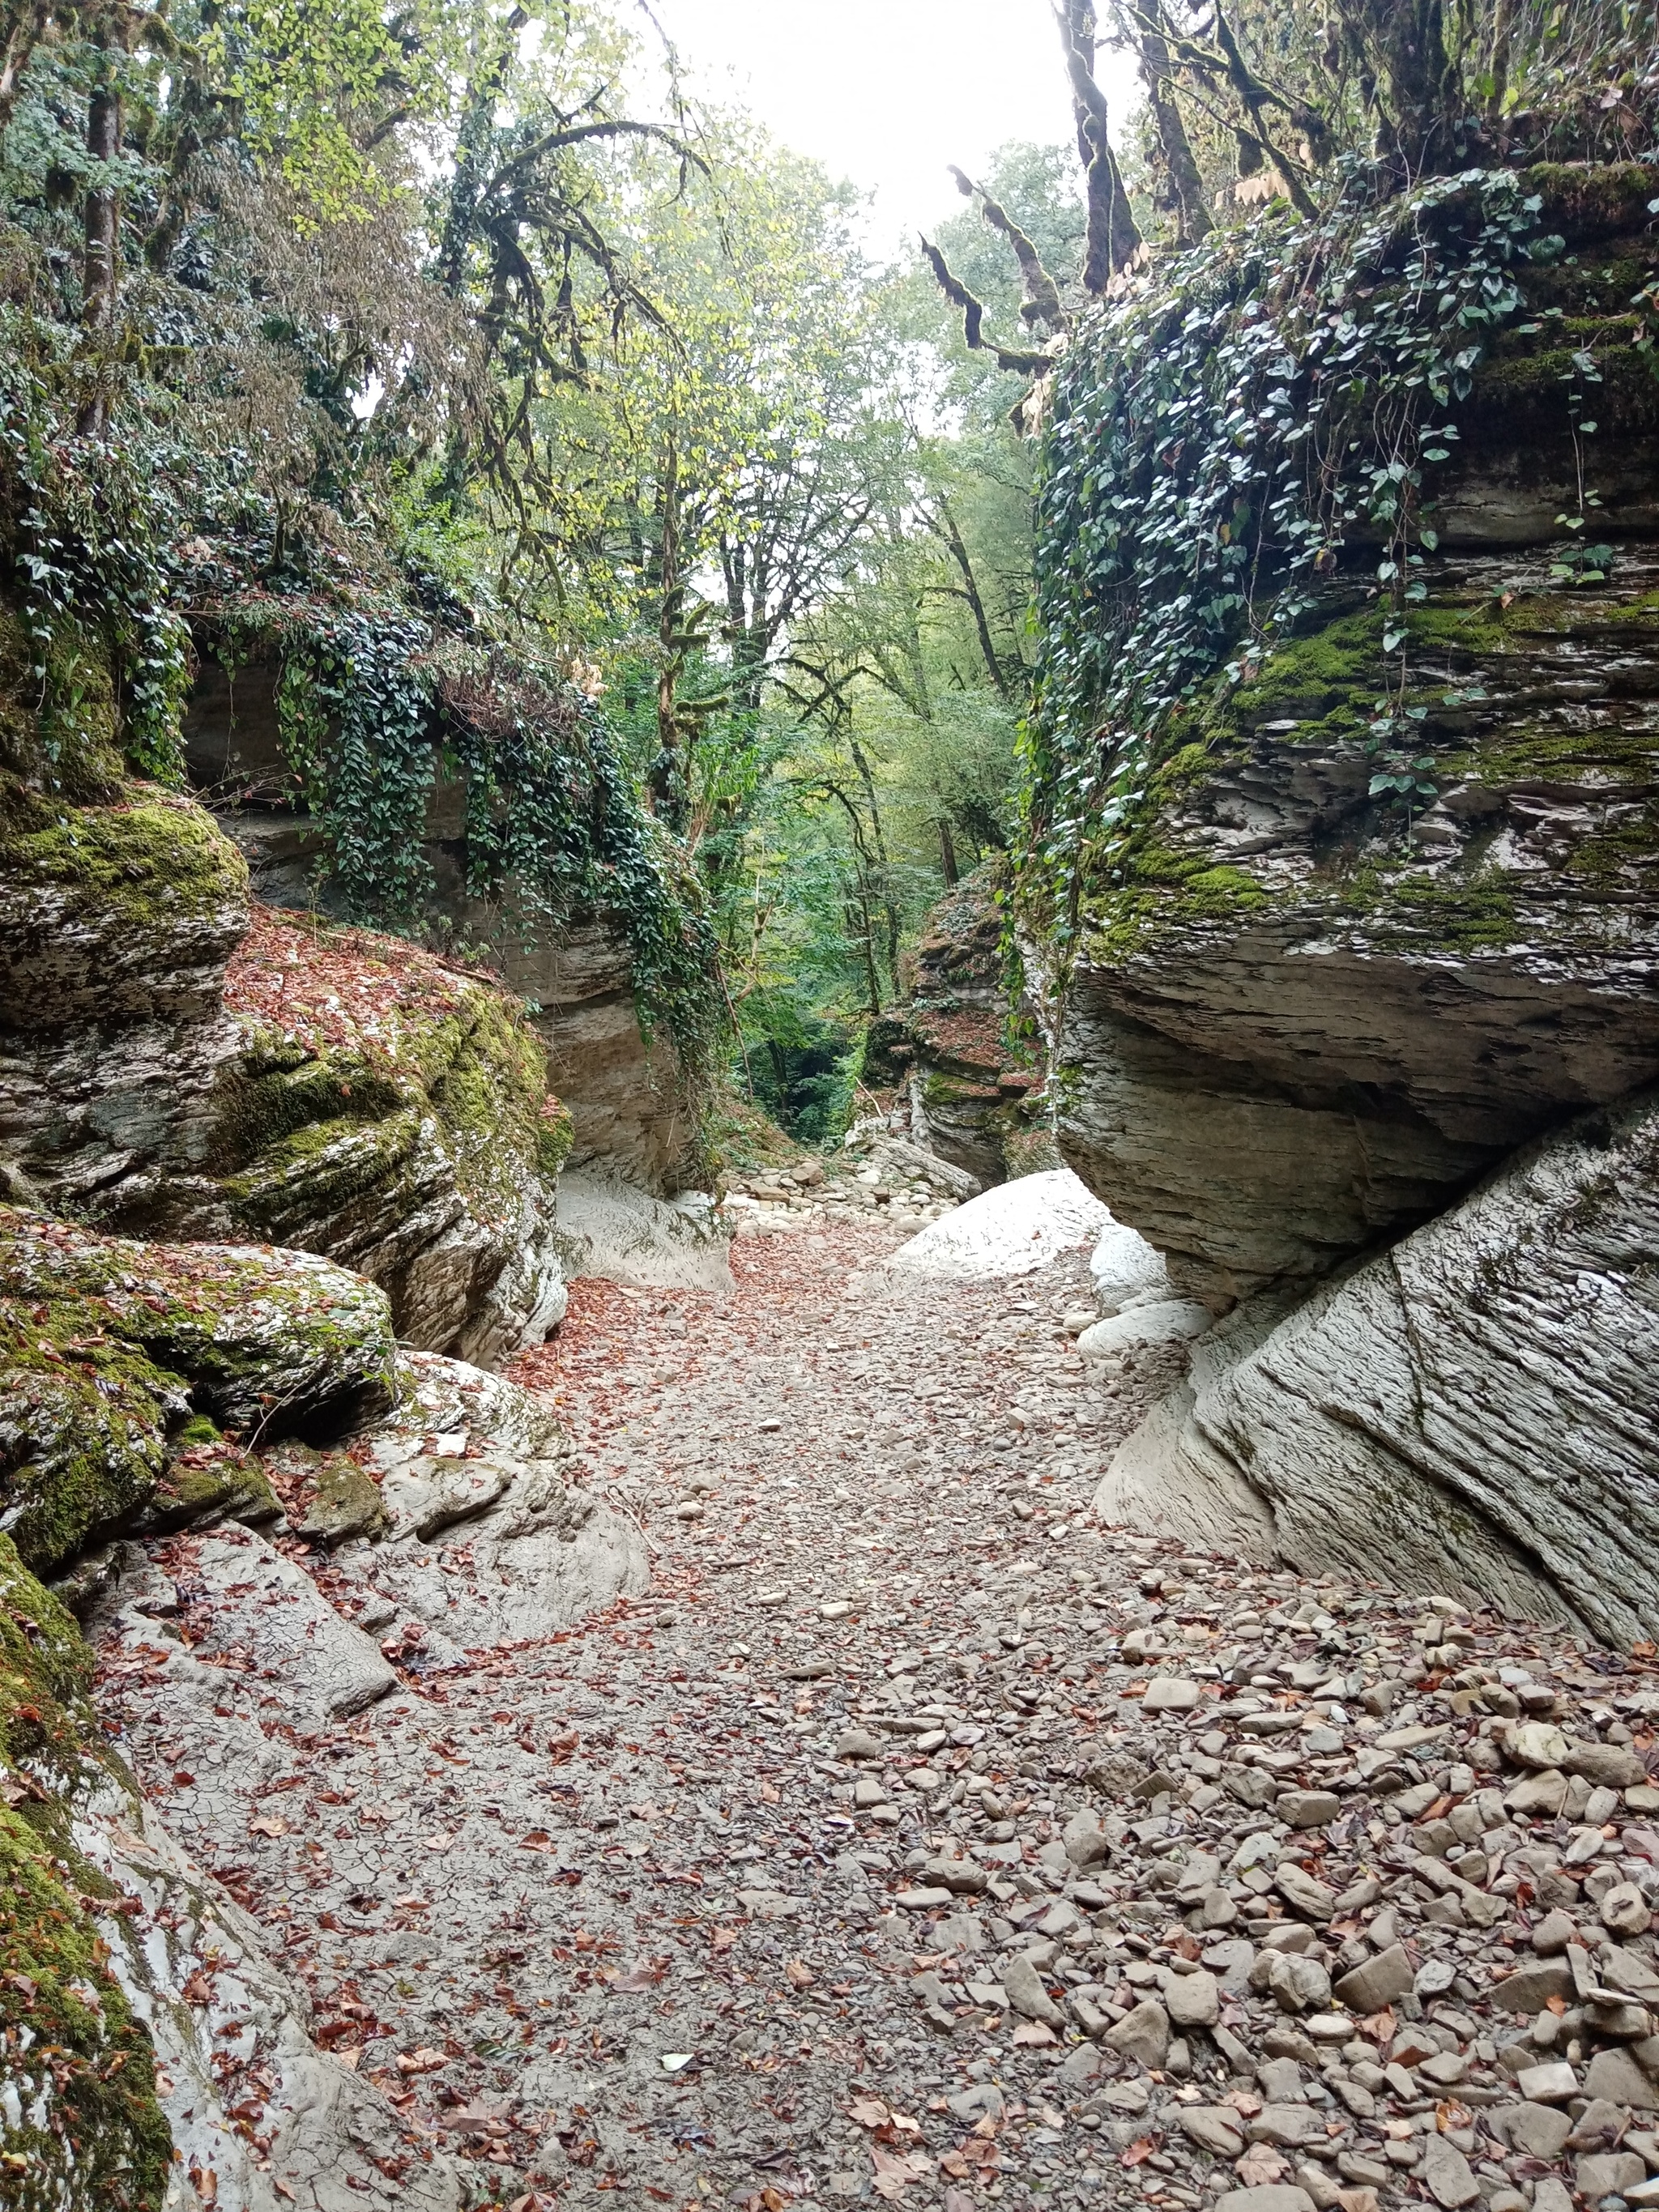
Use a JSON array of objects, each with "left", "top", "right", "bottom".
[{"left": 94, "top": 1217, "right": 1659, "bottom": 2212}]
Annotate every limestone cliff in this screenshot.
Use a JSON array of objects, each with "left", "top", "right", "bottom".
[{"left": 1025, "top": 160, "right": 1659, "bottom": 1634}]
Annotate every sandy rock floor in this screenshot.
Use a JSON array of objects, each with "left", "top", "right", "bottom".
[{"left": 96, "top": 1218, "right": 1659, "bottom": 2212}]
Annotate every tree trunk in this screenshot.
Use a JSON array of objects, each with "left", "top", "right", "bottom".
[
  {"left": 650, "top": 440, "right": 688, "bottom": 828},
  {"left": 76, "top": 70, "right": 121, "bottom": 435},
  {"left": 1119, "top": 0, "right": 1212, "bottom": 245},
  {"left": 938, "top": 818, "right": 960, "bottom": 885}
]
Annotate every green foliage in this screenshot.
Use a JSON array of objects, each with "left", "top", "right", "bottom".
[
  {"left": 0, "top": 364, "right": 190, "bottom": 786},
  {"left": 1024, "top": 163, "right": 1565, "bottom": 950}
]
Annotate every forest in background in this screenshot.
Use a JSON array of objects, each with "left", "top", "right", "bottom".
[{"left": 1, "top": 0, "right": 1654, "bottom": 1143}]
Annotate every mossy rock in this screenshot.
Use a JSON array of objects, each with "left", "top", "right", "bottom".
[
  {"left": 0, "top": 1205, "right": 395, "bottom": 1575},
  {"left": 0, "top": 783, "right": 248, "bottom": 1007},
  {"left": 284, "top": 1446, "right": 389, "bottom": 1546},
  {"left": 1076, "top": 565, "right": 1659, "bottom": 973},
  {"left": 210, "top": 906, "right": 566, "bottom": 1351},
  {"left": 0, "top": 1535, "right": 172, "bottom": 2207}
]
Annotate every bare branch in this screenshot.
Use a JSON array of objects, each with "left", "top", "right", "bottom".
[{"left": 918, "top": 237, "right": 1053, "bottom": 373}]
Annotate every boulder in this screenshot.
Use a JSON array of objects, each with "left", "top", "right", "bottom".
[
  {"left": 889, "top": 1168, "right": 1111, "bottom": 1281},
  {"left": 0, "top": 777, "right": 249, "bottom": 1230},
  {"left": 0, "top": 1526, "right": 454, "bottom": 2210},
  {"left": 555, "top": 1168, "right": 732, "bottom": 1292},
  {"left": 0, "top": 1204, "right": 395, "bottom": 1571},
  {"left": 1097, "top": 1092, "right": 1659, "bottom": 1643},
  {"left": 345, "top": 1349, "right": 646, "bottom": 1645},
  {"left": 215, "top": 905, "right": 569, "bottom": 1364}
]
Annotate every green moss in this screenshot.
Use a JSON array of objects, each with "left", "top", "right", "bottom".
[
  {"left": 536, "top": 1096, "right": 575, "bottom": 1181},
  {"left": 0, "top": 1537, "right": 172, "bottom": 2209},
  {"left": 1347, "top": 868, "right": 1520, "bottom": 952},
  {"left": 218, "top": 940, "right": 562, "bottom": 1276},
  {"left": 0, "top": 607, "right": 126, "bottom": 807},
  {"left": 1212, "top": 609, "right": 1389, "bottom": 750},
  {"left": 0, "top": 782, "right": 248, "bottom": 937},
  {"left": 0, "top": 1299, "right": 177, "bottom": 1575},
  {"left": 0, "top": 1204, "right": 395, "bottom": 1573},
  {"left": 1081, "top": 842, "right": 1270, "bottom": 966}
]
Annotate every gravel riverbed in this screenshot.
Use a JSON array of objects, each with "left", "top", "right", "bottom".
[{"left": 95, "top": 1216, "right": 1659, "bottom": 2212}]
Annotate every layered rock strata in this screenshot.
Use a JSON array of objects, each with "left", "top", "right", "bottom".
[
  {"left": 868, "top": 863, "right": 1055, "bottom": 1184},
  {"left": 0, "top": 752, "right": 570, "bottom": 1363},
  {"left": 1043, "top": 164, "right": 1659, "bottom": 1634},
  {"left": 1098, "top": 1091, "right": 1659, "bottom": 1646},
  {"left": 217, "top": 906, "right": 569, "bottom": 1362},
  {"left": 1056, "top": 552, "right": 1659, "bottom": 1308}
]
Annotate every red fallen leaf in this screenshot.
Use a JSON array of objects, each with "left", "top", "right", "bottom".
[
  {"left": 710, "top": 1927, "right": 740, "bottom": 1953},
  {"left": 1122, "top": 2136, "right": 1161, "bottom": 2167},
  {"left": 181, "top": 1971, "right": 213, "bottom": 2004},
  {"left": 608, "top": 1964, "right": 663, "bottom": 1993}
]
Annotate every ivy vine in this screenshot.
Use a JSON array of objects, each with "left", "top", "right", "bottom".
[
  {"left": 206, "top": 599, "right": 723, "bottom": 1078},
  {"left": 1, "top": 361, "right": 190, "bottom": 786},
  {"left": 1022, "top": 164, "right": 1563, "bottom": 951}
]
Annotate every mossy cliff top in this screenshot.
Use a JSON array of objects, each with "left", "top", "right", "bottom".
[
  {"left": 1077, "top": 556, "right": 1659, "bottom": 978},
  {"left": 0, "top": 1204, "right": 394, "bottom": 1574},
  {"left": 1024, "top": 159, "right": 1659, "bottom": 973},
  {"left": 0, "top": 1533, "right": 171, "bottom": 2206}
]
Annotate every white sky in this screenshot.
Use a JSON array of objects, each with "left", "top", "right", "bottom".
[{"left": 639, "top": 0, "right": 1137, "bottom": 253}]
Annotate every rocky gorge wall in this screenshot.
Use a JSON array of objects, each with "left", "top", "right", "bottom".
[
  {"left": 1027, "top": 162, "right": 1659, "bottom": 1639},
  {"left": 0, "top": 595, "right": 678, "bottom": 2190},
  {"left": 868, "top": 862, "right": 1058, "bottom": 1186},
  {"left": 184, "top": 658, "right": 694, "bottom": 1190}
]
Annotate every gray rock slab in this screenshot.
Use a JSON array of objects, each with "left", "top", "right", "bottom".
[{"left": 1095, "top": 1093, "right": 1659, "bottom": 1642}]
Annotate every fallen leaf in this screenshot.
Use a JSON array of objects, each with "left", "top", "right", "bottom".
[
  {"left": 848, "top": 2097, "right": 889, "bottom": 2129},
  {"left": 394, "top": 2048, "right": 447, "bottom": 2075},
  {"left": 784, "top": 1958, "right": 813, "bottom": 1988},
  {"left": 248, "top": 1815, "right": 288, "bottom": 1839},
  {"left": 1010, "top": 2019, "right": 1056, "bottom": 2046},
  {"left": 1235, "top": 2143, "right": 1289, "bottom": 2188}
]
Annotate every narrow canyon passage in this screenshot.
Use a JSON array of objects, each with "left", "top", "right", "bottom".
[{"left": 95, "top": 1221, "right": 1656, "bottom": 2212}]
